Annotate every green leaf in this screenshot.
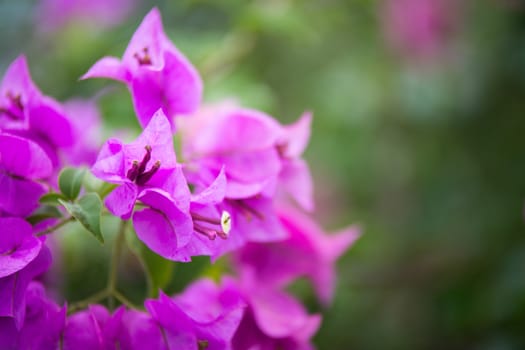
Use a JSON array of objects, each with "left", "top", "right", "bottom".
[
  {"left": 26, "top": 205, "right": 63, "bottom": 225},
  {"left": 39, "top": 192, "right": 67, "bottom": 205},
  {"left": 58, "top": 193, "right": 104, "bottom": 243},
  {"left": 58, "top": 167, "right": 86, "bottom": 200},
  {"left": 126, "top": 230, "right": 175, "bottom": 297}
]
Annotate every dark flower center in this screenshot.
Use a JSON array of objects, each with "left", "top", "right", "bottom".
[
  {"left": 276, "top": 142, "right": 288, "bottom": 158},
  {"left": 126, "top": 145, "right": 160, "bottom": 185},
  {"left": 197, "top": 340, "right": 209, "bottom": 350},
  {"left": 134, "top": 47, "right": 152, "bottom": 66},
  {"left": 0, "top": 91, "right": 24, "bottom": 121}
]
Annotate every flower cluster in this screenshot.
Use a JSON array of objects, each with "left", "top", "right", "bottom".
[{"left": 0, "top": 8, "right": 360, "bottom": 349}]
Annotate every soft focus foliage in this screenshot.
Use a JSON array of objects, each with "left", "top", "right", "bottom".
[{"left": 1, "top": 0, "right": 525, "bottom": 348}]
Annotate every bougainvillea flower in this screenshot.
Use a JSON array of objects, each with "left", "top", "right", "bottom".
[
  {"left": 0, "top": 217, "right": 42, "bottom": 278},
  {"left": 275, "top": 112, "right": 314, "bottom": 211},
  {"left": 144, "top": 279, "right": 245, "bottom": 350},
  {"left": 180, "top": 103, "right": 282, "bottom": 200},
  {"left": 0, "top": 55, "right": 74, "bottom": 148},
  {"left": 0, "top": 282, "right": 65, "bottom": 349},
  {"left": 0, "top": 133, "right": 53, "bottom": 216},
  {"left": 82, "top": 7, "right": 202, "bottom": 128},
  {"left": 133, "top": 168, "right": 230, "bottom": 262},
  {"left": 219, "top": 277, "right": 320, "bottom": 350},
  {"left": 0, "top": 244, "right": 52, "bottom": 328},
  {"left": 92, "top": 109, "right": 200, "bottom": 260},
  {"left": 62, "top": 98, "right": 103, "bottom": 166},
  {"left": 91, "top": 109, "right": 182, "bottom": 219},
  {"left": 235, "top": 205, "right": 361, "bottom": 305}
]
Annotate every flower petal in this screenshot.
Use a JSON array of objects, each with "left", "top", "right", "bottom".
[
  {"left": 105, "top": 182, "right": 138, "bottom": 219},
  {"left": 250, "top": 289, "right": 310, "bottom": 338},
  {"left": 0, "top": 173, "right": 47, "bottom": 217},
  {"left": 133, "top": 188, "right": 193, "bottom": 260},
  {"left": 91, "top": 138, "right": 126, "bottom": 183},
  {"left": 130, "top": 70, "right": 166, "bottom": 128},
  {"left": 279, "top": 111, "right": 312, "bottom": 158},
  {"left": 0, "top": 133, "right": 52, "bottom": 179},
  {"left": 80, "top": 56, "right": 130, "bottom": 82},
  {"left": 161, "top": 50, "right": 203, "bottom": 116},
  {"left": 0, "top": 55, "right": 40, "bottom": 104},
  {"left": 0, "top": 244, "right": 52, "bottom": 329},
  {"left": 279, "top": 159, "right": 314, "bottom": 212},
  {"left": 122, "top": 8, "right": 165, "bottom": 71},
  {"left": 191, "top": 166, "right": 226, "bottom": 205},
  {"left": 0, "top": 218, "right": 42, "bottom": 278},
  {"left": 127, "top": 109, "right": 177, "bottom": 166},
  {"left": 29, "top": 97, "right": 75, "bottom": 147}
]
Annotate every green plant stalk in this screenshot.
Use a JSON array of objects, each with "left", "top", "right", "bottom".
[{"left": 107, "top": 220, "right": 128, "bottom": 309}]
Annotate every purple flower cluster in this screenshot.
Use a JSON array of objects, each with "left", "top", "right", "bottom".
[{"left": 0, "top": 7, "right": 360, "bottom": 349}]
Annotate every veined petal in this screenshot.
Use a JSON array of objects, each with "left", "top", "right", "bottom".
[
  {"left": 130, "top": 71, "right": 166, "bottom": 128},
  {"left": 127, "top": 109, "right": 177, "bottom": 166},
  {"left": 0, "top": 244, "right": 52, "bottom": 329},
  {"left": 147, "top": 166, "right": 191, "bottom": 212},
  {"left": 29, "top": 97, "right": 75, "bottom": 147},
  {"left": 62, "top": 305, "right": 114, "bottom": 350},
  {"left": 91, "top": 139, "right": 126, "bottom": 183},
  {"left": 0, "top": 133, "right": 52, "bottom": 179},
  {"left": 161, "top": 50, "right": 203, "bottom": 117},
  {"left": 134, "top": 188, "right": 193, "bottom": 260},
  {"left": 0, "top": 55, "right": 40, "bottom": 104},
  {"left": 0, "top": 218, "right": 42, "bottom": 278},
  {"left": 122, "top": 7, "right": 165, "bottom": 71},
  {"left": 133, "top": 208, "right": 182, "bottom": 260},
  {"left": 191, "top": 166, "right": 226, "bottom": 205},
  {"left": 0, "top": 173, "right": 47, "bottom": 217},
  {"left": 165, "top": 233, "right": 217, "bottom": 262},
  {"left": 105, "top": 182, "right": 138, "bottom": 219}
]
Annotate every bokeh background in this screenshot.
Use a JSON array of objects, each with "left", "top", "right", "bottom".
[{"left": 2, "top": 0, "right": 525, "bottom": 348}]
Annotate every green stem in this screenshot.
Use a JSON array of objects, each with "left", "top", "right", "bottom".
[
  {"left": 114, "top": 290, "right": 141, "bottom": 310},
  {"left": 107, "top": 220, "right": 128, "bottom": 309},
  {"left": 35, "top": 217, "right": 75, "bottom": 237}
]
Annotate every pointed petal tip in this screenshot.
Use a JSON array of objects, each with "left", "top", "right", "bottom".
[
  {"left": 300, "top": 110, "right": 313, "bottom": 124},
  {"left": 326, "top": 225, "right": 362, "bottom": 260},
  {"left": 80, "top": 56, "right": 128, "bottom": 82},
  {"left": 146, "top": 7, "right": 161, "bottom": 19},
  {"left": 12, "top": 54, "right": 28, "bottom": 67}
]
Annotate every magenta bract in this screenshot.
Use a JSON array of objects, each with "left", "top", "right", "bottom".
[{"left": 82, "top": 8, "right": 203, "bottom": 129}]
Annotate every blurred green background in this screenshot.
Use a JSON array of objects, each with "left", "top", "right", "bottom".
[{"left": 2, "top": 0, "right": 525, "bottom": 348}]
